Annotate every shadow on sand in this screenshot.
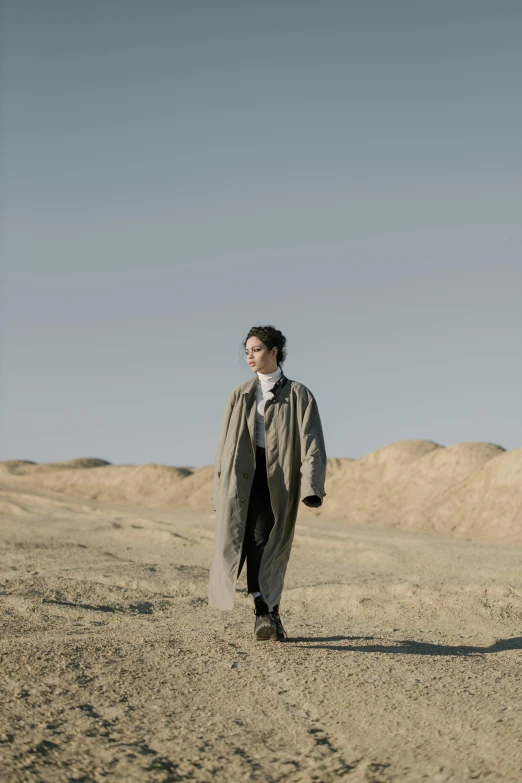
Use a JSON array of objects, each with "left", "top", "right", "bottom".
[{"left": 287, "top": 635, "right": 522, "bottom": 656}]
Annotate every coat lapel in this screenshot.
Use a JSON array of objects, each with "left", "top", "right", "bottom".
[
  {"left": 243, "top": 372, "right": 289, "bottom": 452},
  {"left": 243, "top": 375, "right": 258, "bottom": 452}
]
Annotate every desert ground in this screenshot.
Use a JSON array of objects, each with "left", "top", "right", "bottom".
[{"left": 1, "top": 440, "right": 522, "bottom": 782}]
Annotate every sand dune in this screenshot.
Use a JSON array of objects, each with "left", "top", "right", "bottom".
[
  {"left": 0, "top": 460, "right": 191, "bottom": 506},
  {"left": 410, "top": 446, "right": 522, "bottom": 539},
  {"left": 2, "top": 439, "right": 520, "bottom": 540},
  {"left": 0, "top": 457, "right": 112, "bottom": 474},
  {"left": 322, "top": 440, "right": 517, "bottom": 537}
]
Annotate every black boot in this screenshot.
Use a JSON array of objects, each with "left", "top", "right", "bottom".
[
  {"left": 253, "top": 596, "right": 277, "bottom": 641},
  {"left": 269, "top": 604, "right": 288, "bottom": 641}
]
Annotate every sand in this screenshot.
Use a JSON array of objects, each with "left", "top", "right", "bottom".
[{"left": 1, "top": 440, "right": 522, "bottom": 782}]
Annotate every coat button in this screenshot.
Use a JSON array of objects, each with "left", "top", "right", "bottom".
[
  {"left": 240, "top": 498, "right": 245, "bottom": 503},
  {"left": 244, "top": 473, "right": 248, "bottom": 478}
]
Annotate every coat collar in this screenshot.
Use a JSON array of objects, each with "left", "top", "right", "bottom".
[{"left": 242, "top": 370, "right": 288, "bottom": 401}]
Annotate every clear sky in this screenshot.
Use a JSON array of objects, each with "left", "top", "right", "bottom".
[{"left": 0, "top": 0, "right": 521, "bottom": 468}]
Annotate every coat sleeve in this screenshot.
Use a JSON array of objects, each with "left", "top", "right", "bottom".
[
  {"left": 212, "top": 389, "right": 236, "bottom": 511},
  {"left": 298, "top": 391, "right": 327, "bottom": 505}
]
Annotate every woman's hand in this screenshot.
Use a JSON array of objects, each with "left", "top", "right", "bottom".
[{"left": 303, "top": 495, "right": 322, "bottom": 508}]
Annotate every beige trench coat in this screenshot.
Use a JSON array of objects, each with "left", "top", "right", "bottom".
[{"left": 208, "top": 373, "right": 327, "bottom": 611}]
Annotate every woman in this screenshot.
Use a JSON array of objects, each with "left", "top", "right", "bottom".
[{"left": 208, "top": 325, "right": 327, "bottom": 641}]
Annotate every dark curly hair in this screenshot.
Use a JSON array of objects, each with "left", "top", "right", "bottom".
[{"left": 243, "top": 325, "right": 287, "bottom": 367}]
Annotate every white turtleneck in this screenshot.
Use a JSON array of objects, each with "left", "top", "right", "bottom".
[{"left": 255, "top": 365, "right": 283, "bottom": 448}]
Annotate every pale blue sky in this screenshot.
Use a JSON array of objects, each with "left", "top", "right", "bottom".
[{"left": 0, "top": 1, "right": 520, "bottom": 467}]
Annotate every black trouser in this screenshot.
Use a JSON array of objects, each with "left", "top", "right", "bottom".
[{"left": 238, "top": 445, "right": 275, "bottom": 594}]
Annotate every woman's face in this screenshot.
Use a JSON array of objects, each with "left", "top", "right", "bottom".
[{"left": 245, "top": 337, "right": 278, "bottom": 374}]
